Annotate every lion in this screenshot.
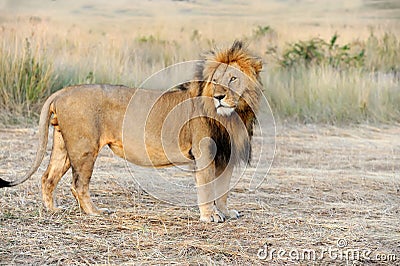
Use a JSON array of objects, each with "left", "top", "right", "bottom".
[{"left": 0, "top": 41, "right": 263, "bottom": 222}]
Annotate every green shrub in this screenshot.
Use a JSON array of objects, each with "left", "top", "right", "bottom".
[{"left": 277, "top": 34, "right": 365, "bottom": 69}]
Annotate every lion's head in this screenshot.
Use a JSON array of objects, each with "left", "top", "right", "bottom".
[{"left": 197, "top": 41, "right": 263, "bottom": 118}]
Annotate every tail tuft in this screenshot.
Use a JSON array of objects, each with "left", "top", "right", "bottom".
[{"left": 0, "top": 178, "right": 12, "bottom": 188}]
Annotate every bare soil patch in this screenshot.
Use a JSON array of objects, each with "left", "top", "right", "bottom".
[{"left": 0, "top": 124, "right": 399, "bottom": 264}]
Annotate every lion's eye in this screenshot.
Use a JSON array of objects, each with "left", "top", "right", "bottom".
[
  {"left": 212, "top": 78, "right": 217, "bottom": 83},
  {"left": 229, "top": 76, "right": 237, "bottom": 83}
]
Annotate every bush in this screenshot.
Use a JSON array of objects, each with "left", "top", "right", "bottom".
[{"left": 277, "top": 34, "right": 365, "bottom": 69}]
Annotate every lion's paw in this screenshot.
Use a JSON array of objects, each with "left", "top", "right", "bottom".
[
  {"left": 200, "top": 208, "right": 226, "bottom": 223},
  {"left": 99, "top": 208, "right": 114, "bottom": 215},
  {"left": 218, "top": 208, "right": 241, "bottom": 220},
  {"left": 226, "top": 209, "right": 241, "bottom": 219},
  {"left": 88, "top": 208, "right": 114, "bottom": 216}
]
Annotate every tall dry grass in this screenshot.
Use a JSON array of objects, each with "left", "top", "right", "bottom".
[
  {"left": 0, "top": 18, "right": 399, "bottom": 125},
  {"left": 265, "top": 66, "right": 400, "bottom": 123},
  {"left": 0, "top": 32, "right": 54, "bottom": 123}
]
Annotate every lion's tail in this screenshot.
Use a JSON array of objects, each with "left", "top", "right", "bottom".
[{"left": 0, "top": 90, "right": 61, "bottom": 188}]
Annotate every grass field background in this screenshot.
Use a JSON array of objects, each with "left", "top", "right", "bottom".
[{"left": 0, "top": 0, "right": 399, "bottom": 125}]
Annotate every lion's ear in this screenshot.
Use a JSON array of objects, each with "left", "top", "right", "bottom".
[{"left": 252, "top": 57, "right": 263, "bottom": 74}]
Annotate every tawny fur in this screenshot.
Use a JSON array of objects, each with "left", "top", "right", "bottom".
[{"left": 0, "top": 41, "right": 263, "bottom": 223}]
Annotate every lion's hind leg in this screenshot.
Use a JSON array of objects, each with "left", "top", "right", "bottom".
[
  {"left": 66, "top": 139, "right": 110, "bottom": 215},
  {"left": 41, "top": 129, "right": 71, "bottom": 212},
  {"left": 69, "top": 153, "right": 103, "bottom": 215}
]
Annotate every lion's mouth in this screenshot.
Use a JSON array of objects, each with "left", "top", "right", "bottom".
[{"left": 216, "top": 105, "right": 235, "bottom": 116}]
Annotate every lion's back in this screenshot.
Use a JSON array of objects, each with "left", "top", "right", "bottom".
[{"left": 51, "top": 84, "right": 136, "bottom": 146}]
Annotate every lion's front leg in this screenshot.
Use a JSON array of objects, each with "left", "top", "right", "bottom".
[
  {"left": 195, "top": 166, "right": 226, "bottom": 223},
  {"left": 192, "top": 135, "right": 225, "bottom": 222},
  {"left": 195, "top": 164, "right": 239, "bottom": 222},
  {"left": 215, "top": 164, "right": 241, "bottom": 219}
]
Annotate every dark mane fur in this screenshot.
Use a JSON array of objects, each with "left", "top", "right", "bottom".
[{"left": 207, "top": 110, "right": 255, "bottom": 169}]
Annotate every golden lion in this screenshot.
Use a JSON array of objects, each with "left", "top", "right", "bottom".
[{"left": 0, "top": 41, "right": 263, "bottom": 222}]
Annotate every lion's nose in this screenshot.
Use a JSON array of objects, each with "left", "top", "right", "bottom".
[{"left": 214, "top": 95, "right": 226, "bottom": 101}]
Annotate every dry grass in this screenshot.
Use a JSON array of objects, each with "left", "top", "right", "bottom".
[
  {"left": 0, "top": 0, "right": 400, "bottom": 124},
  {"left": 1, "top": 124, "right": 399, "bottom": 264}
]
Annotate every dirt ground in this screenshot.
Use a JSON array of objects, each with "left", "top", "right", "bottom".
[{"left": 0, "top": 124, "right": 399, "bottom": 265}]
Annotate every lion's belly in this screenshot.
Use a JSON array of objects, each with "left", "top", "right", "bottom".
[
  {"left": 123, "top": 142, "right": 192, "bottom": 167},
  {"left": 121, "top": 89, "right": 193, "bottom": 168}
]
